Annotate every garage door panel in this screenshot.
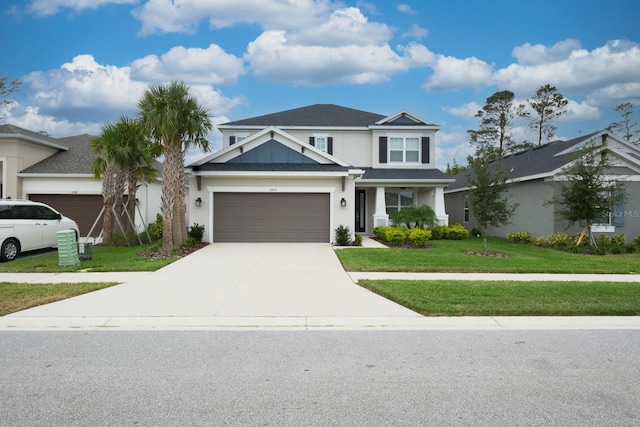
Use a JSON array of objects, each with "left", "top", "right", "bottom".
[
  {"left": 214, "top": 193, "right": 329, "bottom": 243},
  {"left": 29, "top": 194, "right": 104, "bottom": 238}
]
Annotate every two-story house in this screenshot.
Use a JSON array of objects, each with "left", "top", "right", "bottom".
[{"left": 187, "top": 104, "right": 454, "bottom": 243}]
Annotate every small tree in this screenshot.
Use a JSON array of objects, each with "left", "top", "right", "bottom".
[
  {"left": 609, "top": 102, "right": 639, "bottom": 145},
  {"left": 546, "top": 141, "right": 627, "bottom": 246},
  {"left": 521, "top": 84, "right": 568, "bottom": 145},
  {"left": 466, "top": 149, "right": 518, "bottom": 254},
  {"left": 391, "top": 205, "right": 437, "bottom": 229},
  {"left": 0, "top": 74, "right": 21, "bottom": 106},
  {"left": 468, "top": 90, "right": 527, "bottom": 158}
]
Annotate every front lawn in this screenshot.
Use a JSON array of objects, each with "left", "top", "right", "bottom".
[
  {"left": 0, "top": 243, "right": 183, "bottom": 273},
  {"left": 336, "top": 237, "right": 640, "bottom": 274},
  {"left": 359, "top": 280, "right": 640, "bottom": 316},
  {"left": 0, "top": 281, "right": 117, "bottom": 316}
]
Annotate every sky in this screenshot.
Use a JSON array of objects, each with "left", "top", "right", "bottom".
[{"left": 1, "top": 0, "right": 640, "bottom": 168}]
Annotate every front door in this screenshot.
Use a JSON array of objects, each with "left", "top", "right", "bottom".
[{"left": 355, "top": 189, "right": 366, "bottom": 233}]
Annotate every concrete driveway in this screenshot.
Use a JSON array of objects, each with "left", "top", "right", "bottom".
[{"left": 3, "top": 243, "right": 421, "bottom": 329}]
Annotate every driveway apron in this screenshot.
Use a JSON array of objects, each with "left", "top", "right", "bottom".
[{"left": 5, "top": 243, "right": 420, "bottom": 321}]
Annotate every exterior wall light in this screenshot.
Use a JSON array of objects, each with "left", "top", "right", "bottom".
[
  {"left": 340, "top": 198, "right": 347, "bottom": 207},
  {"left": 195, "top": 197, "right": 202, "bottom": 207}
]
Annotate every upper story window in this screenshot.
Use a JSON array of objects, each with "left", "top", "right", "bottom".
[
  {"left": 315, "top": 136, "right": 327, "bottom": 152},
  {"left": 389, "top": 136, "right": 420, "bottom": 163},
  {"left": 229, "top": 133, "right": 249, "bottom": 145},
  {"left": 310, "top": 135, "right": 333, "bottom": 154}
]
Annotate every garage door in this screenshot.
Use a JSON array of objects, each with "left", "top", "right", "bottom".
[
  {"left": 214, "top": 193, "right": 330, "bottom": 242},
  {"left": 29, "top": 194, "right": 104, "bottom": 238}
]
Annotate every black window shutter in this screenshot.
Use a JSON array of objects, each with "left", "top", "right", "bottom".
[
  {"left": 327, "top": 137, "right": 333, "bottom": 155},
  {"left": 229, "top": 136, "right": 236, "bottom": 145},
  {"left": 309, "top": 136, "right": 315, "bottom": 146},
  {"left": 379, "top": 136, "right": 387, "bottom": 163},
  {"left": 421, "top": 137, "right": 430, "bottom": 164}
]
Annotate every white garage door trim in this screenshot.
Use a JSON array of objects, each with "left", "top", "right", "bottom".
[{"left": 207, "top": 186, "right": 336, "bottom": 243}]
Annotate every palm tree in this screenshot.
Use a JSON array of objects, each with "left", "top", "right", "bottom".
[
  {"left": 91, "top": 117, "right": 158, "bottom": 244},
  {"left": 137, "top": 81, "right": 212, "bottom": 251}
]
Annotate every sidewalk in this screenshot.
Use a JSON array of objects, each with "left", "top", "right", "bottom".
[{"left": 1, "top": 240, "right": 639, "bottom": 331}]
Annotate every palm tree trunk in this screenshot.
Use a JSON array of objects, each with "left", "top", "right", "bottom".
[
  {"left": 161, "top": 141, "right": 181, "bottom": 251},
  {"left": 102, "top": 164, "right": 116, "bottom": 245}
]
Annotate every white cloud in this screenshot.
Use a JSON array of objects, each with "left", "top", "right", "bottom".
[
  {"left": 494, "top": 39, "right": 640, "bottom": 100},
  {"left": 291, "top": 7, "right": 392, "bottom": 46},
  {"left": 133, "top": 0, "right": 334, "bottom": 35},
  {"left": 12, "top": 54, "right": 245, "bottom": 137},
  {"left": 424, "top": 55, "right": 494, "bottom": 91},
  {"left": 396, "top": 4, "right": 416, "bottom": 14},
  {"left": 245, "top": 31, "right": 429, "bottom": 85},
  {"left": 27, "top": 0, "right": 137, "bottom": 16},
  {"left": 443, "top": 102, "right": 483, "bottom": 119},
  {"left": 402, "top": 24, "right": 428, "bottom": 40},
  {"left": 511, "top": 39, "right": 582, "bottom": 66},
  {"left": 131, "top": 44, "right": 245, "bottom": 85}
]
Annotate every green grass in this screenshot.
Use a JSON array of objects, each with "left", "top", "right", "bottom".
[
  {"left": 0, "top": 281, "right": 117, "bottom": 316},
  {"left": 336, "top": 237, "right": 640, "bottom": 274},
  {"left": 0, "top": 243, "right": 178, "bottom": 273},
  {"left": 358, "top": 280, "right": 640, "bottom": 316}
]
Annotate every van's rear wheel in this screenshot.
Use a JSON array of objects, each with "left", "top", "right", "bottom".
[{"left": 0, "top": 238, "right": 20, "bottom": 262}]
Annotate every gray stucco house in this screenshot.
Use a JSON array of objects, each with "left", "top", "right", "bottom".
[
  {"left": 444, "top": 130, "right": 640, "bottom": 241},
  {"left": 187, "top": 104, "right": 453, "bottom": 243}
]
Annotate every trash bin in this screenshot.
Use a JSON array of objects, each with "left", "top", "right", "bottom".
[
  {"left": 57, "top": 230, "right": 79, "bottom": 267},
  {"left": 78, "top": 241, "right": 93, "bottom": 261}
]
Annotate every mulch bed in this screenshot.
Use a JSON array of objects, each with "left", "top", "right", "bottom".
[
  {"left": 464, "top": 249, "right": 509, "bottom": 258},
  {"left": 138, "top": 242, "right": 208, "bottom": 259}
]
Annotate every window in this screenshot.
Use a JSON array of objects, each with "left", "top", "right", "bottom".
[
  {"left": 464, "top": 197, "right": 470, "bottom": 222},
  {"left": 235, "top": 134, "right": 248, "bottom": 143},
  {"left": 315, "top": 136, "right": 327, "bottom": 152},
  {"left": 385, "top": 191, "right": 414, "bottom": 216},
  {"left": 389, "top": 137, "right": 420, "bottom": 163}
]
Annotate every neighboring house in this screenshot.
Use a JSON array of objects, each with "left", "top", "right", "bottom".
[
  {"left": 445, "top": 130, "right": 640, "bottom": 240},
  {"left": 187, "top": 104, "right": 453, "bottom": 243},
  {"left": 0, "top": 124, "right": 162, "bottom": 238}
]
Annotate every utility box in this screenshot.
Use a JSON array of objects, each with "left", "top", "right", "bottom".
[
  {"left": 78, "top": 241, "right": 93, "bottom": 261},
  {"left": 57, "top": 230, "right": 79, "bottom": 267}
]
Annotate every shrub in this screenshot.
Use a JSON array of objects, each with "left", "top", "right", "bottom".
[
  {"left": 334, "top": 225, "right": 351, "bottom": 246},
  {"left": 353, "top": 233, "right": 363, "bottom": 246},
  {"left": 373, "top": 226, "right": 388, "bottom": 240},
  {"left": 430, "top": 225, "right": 447, "bottom": 240},
  {"left": 188, "top": 223, "right": 205, "bottom": 242},
  {"left": 385, "top": 227, "right": 408, "bottom": 246},
  {"left": 506, "top": 231, "right": 534, "bottom": 244},
  {"left": 547, "top": 232, "right": 570, "bottom": 249},
  {"left": 408, "top": 228, "right": 432, "bottom": 247},
  {"left": 470, "top": 227, "right": 482, "bottom": 238},
  {"left": 532, "top": 236, "right": 546, "bottom": 246},
  {"left": 446, "top": 223, "right": 470, "bottom": 240},
  {"left": 108, "top": 230, "right": 141, "bottom": 247},
  {"left": 148, "top": 213, "right": 163, "bottom": 240}
]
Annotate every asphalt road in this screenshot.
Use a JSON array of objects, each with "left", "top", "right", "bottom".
[{"left": 2, "top": 330, "right": 639, "bottom": 426}]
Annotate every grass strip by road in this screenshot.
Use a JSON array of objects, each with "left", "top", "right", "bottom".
[
  {"left": 336, "top": 238, "right": 640, "bottom": 274},
  {"left": 0, "top": 281, "right": 118, "bottom": 316},
  {"left": 0, "top": 243, "right": 176, "bottom": 273},
  {"left": 358, "top": 280, "right": 640, "bottom": 316}
]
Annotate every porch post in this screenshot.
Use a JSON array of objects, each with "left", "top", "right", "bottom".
[
  {"left": 433, "top": 186, "right": 449, "bottom": 225},
  {"left": 372, "top": 186, "right": 389, "bottom": 227}
]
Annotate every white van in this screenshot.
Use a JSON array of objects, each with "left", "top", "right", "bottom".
[{"left": 0, "top": 199, "right": 80, "bottom": 262}]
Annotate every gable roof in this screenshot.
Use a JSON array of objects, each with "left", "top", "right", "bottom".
[
  {"left": 190, "top": 126, "right": 351, "bottom": 170},
  {"left": 446, "top": 131, "right": 605, "bottom": 191},
  {"left": 0, "top": 123, "right": 70, "bottom": 151},
  {"left": 19, "top": 134, "right": 98, "bottom": 175},
  {"left": 219, "top": 104, "right": 386, "bottom": 128}
]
